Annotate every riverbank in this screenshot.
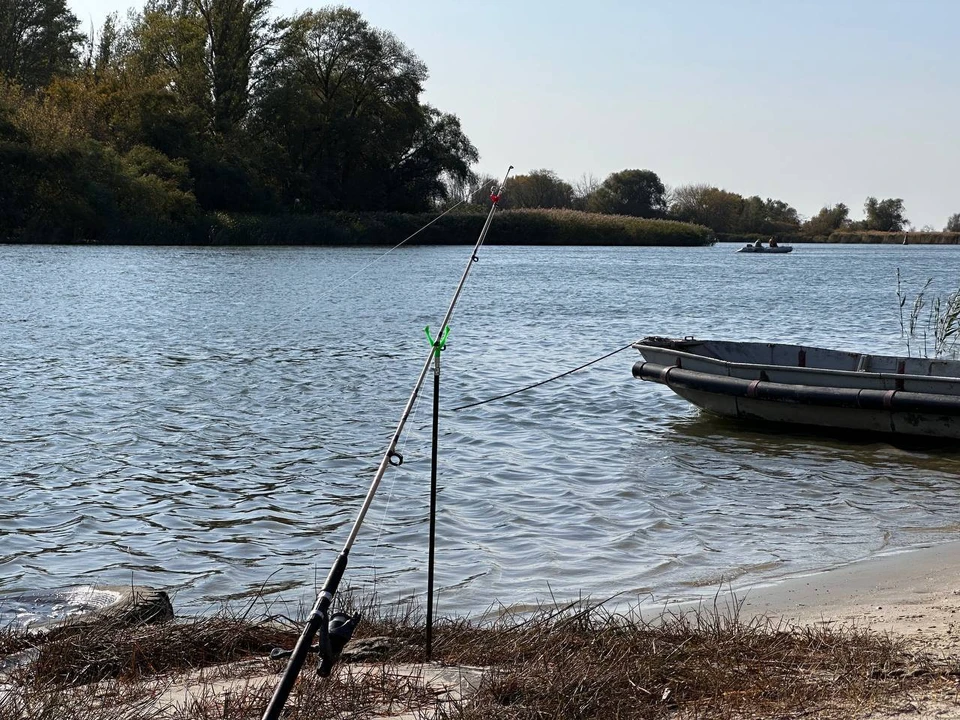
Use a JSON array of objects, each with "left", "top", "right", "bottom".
[
  {"left": 735, "top": 540, "right": 960, "bottom": 651},
  {"left": 5, "top": 543, "right": 960, "bottom": 718},
  {"left": 0, "top": 208, "right": 715, "bottom": 247},
  {"left": 718, "top": 230, "right": 960, "bottom": 245}
]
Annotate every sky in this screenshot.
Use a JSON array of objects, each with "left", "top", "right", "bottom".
[{"left": 68, "top": 0, "right": 960, "bottom": 228}]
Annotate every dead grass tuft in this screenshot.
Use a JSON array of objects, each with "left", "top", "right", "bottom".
[
  {"left": 0, "top": 593, "right": 950, "bottom": 719},
  {"left": 14, "top": 615, "right": 298, "bottom": 686},
  {"left": 422, "top": 598, "right": 934, "bottom": 719}
]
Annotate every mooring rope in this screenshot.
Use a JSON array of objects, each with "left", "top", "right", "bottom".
[{"left": 451, "top": 340, "right": 638, "bottom": 411}]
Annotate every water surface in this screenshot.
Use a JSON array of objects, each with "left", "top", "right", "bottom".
[{"left": 1, "top": 242, "right": 958, "bottom": 620}]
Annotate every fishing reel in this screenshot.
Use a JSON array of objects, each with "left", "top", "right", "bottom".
[{"left": 270, "top": 609, "right": 361, "bottom": 677}]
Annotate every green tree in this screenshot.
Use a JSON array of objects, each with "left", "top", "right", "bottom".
[
  {"left": 670, "top": 183, "right": 742, "bottom": 233},
  {"left": 127, "top": 2, "right": 209, "bottom": 119},
  {"left": 803, "top": 203, "right": 850, "bottom": 236},
  {"left": 738, "top": 195, "right": 800, "bottom": 234},
  {"left": 502, "top": 169, "right": 573, "bottom": 209},
  {"left": 0, "top": 0, "right": 84, "bottom": 89},
  {"left": 587, "top": 168, "right": 666, "bottom": 218},
  {"left": 119, "top": 2, "right": 278, "bottom": 210},
  {"left": 863, "top": 196, "right": 907, "bottom": 232},
  {"left": 193, "top": 0, "right": 274, "bottom": 135},
  {"left": 255, "top": 7, "right": 476, "bottom": 211},
  {"left": 945, "top": 213, "right": 960, "bottom": 232}
]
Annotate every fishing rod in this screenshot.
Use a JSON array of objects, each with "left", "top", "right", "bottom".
[{"left": 261, "top": 166, "right": 513, "bottom": 720}]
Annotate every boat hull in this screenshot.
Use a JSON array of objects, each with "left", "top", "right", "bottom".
[
  {"left": 633, "top": 361, "right": 960, "bottom": 438},
  {"left": 633, "top": 337, "right": 960, "bottom": 439},
  {"left": 736, "top": 245, "right": 793, "bottom": 253}
]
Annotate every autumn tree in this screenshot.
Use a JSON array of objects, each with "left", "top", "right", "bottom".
[
  {"left": 738, "top": 195, "right": 800, "bottom": 235},
  {"left": 803, "top": 203, "right": 850, "bottom": 236},
  {"left": 571, "top": 172, "right": 599, "bottom": 211},
  {"left": 502, "top": 169, "right": 573, "bottom": 209},
  {"left": 670, "top": 184, "right": 743, "bottom": 233}
]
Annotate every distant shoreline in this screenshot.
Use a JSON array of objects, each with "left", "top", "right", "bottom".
[
  {"left": 719, "top": 231, "right": 960, "bottom": 245},
  {"left": 0, "top": 209, "right": 715, "bottom": 248}
]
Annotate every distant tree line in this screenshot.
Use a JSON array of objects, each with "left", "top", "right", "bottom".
[
  {"left": 455, "top": 168, "right": 952, "bottom": 238},
  {"left": 0, "top": 0, "right": 954, "bottom": 243}
]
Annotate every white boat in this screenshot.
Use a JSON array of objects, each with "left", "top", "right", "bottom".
[
  {"left": 736, "top": 244, "right": 793, "bottom": 253},
  {"left": 632, "top": 336, "right": 960, "bottom": 439}
]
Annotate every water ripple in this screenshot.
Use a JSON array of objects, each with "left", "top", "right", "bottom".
[{"left": 2, "top": 244, "right": 960, "bottom": 619}]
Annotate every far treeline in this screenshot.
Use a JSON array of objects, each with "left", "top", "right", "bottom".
[
  {"left": 0, "top": 1, "right": 953, "bottom": 246},
  {"left": 486, "top": 171, "right": 960, "bottom": 244}
]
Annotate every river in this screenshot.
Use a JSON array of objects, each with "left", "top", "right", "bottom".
[{"left": 1, "top": 242, "right": 959, "bottom": 622}]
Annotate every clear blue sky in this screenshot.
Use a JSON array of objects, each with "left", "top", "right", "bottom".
[{"left": 70, "top": 0, "right": 959, "bottom": 228}]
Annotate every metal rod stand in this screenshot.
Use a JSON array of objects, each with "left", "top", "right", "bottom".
[{"left": 426, "top": 350, "right": 440, "bottom": 659}]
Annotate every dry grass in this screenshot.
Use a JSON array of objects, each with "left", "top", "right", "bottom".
[
  {"left": 0, "top": 595, "right": 951, "bottom": 719},
  {"left": 423, "top": 599, "right": 934, "bottom": 719}
]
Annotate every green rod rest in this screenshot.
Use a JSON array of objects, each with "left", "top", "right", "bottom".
[{"left": 424, "top": 325, "right": 450, "bottom": 357}]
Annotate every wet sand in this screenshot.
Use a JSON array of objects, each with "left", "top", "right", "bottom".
[
  {"left": 738, "top": 541, "right": 960, "bottom": 647},
  {"left": 736, "top": 542, "right": 960, "bottom": 718}
]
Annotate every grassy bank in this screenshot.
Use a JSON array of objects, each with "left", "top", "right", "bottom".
[
  {"left": 828, "top": 231, "right": 960, "bottom": 244},
  {"left": 716, "top": 232, "right": 808, "bottom": 245},
  {"left": 717, "top": 231, "right": 960, "bottom": 245},
  {"left": 0, "top": 597, "right": 947, "bottom": 719},
  {"left": 1, "top": 209, "right": 715, "bottom": 247},
  {"left": 209, "top": 209, "right": 715, "bottom": 247}
]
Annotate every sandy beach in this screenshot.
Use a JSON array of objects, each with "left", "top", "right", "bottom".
[
  {"left": 729, "top": 542, "right": 960, "bottom": 718},
  {"left": 737, "top": 541, "right": 960, "bottom": 648},
  {"left": 164, "top": 543, "right": 960, "bottom": 718},
  {"left": 7, "top": 543, "right": 960, "bottom": 719}
]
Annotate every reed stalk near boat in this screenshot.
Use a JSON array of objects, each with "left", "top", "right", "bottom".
[{"left": 896, "top": 269, "right": 960, "bottom": 358}]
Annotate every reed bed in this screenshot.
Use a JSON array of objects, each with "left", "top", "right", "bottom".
[
  {"left": 830, "top": 231, "right": 960, "bottom": 244},
  {"left": 0, "top": 594, "right": 948, "bottom": 719},
  {"left": 2, "top": 207, "right": 714, "bottom": 246},
  {"left": 207, "top": 209, "right": 715, "bottom": 247}
]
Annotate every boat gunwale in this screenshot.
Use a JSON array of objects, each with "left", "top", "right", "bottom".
[{"left": 631, "top": 341, "right": 960, "bottom": 386}]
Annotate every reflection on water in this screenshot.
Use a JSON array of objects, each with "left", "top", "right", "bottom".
[
  {"left": 669, "top": 414, "right": 960, "bottom": 464},
  {"left": 0, "top": 586, "right": 122, "bottom": 628},
  {"left": 1, "top": 243, "right": 960, "bottom": 619}
]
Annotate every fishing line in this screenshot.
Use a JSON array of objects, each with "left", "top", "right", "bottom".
[
  {"left": 451, "top": 340, "right": 638, "bottom": 411},
  {"left": 367, "top": 379, "right": 431, "bottom": 574},
  {"left": 330, "top": 180, "right": 495, "bottom": 291},
  {"left": 259, "top": 182, "right": 498, "bottom": 340},
  {"left": 294, "top": 201, "right": 462, "bottom": 304}
]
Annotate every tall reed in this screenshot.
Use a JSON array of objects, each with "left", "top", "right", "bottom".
[{"left": 896, "top": 269, "right": 960, "bottom": 358}]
